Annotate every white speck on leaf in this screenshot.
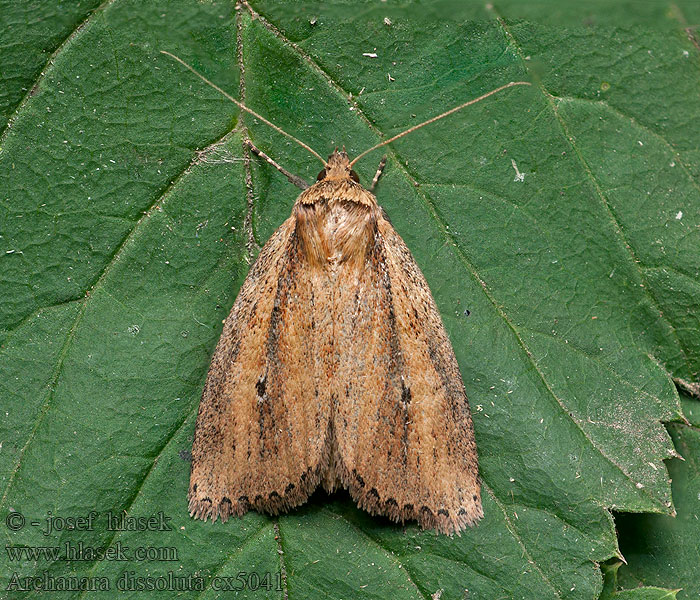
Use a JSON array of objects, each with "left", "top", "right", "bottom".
[
  {"left": 511, "top": 159, "right": 525, "bottom": 182},
  {"left": 675, "top": 211, "right": 683, "bottom": 220},
  {"left": 363, "top": 52, "right": 378, "bottom": 58}
]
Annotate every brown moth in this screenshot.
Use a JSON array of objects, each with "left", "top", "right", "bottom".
[{"left": 162, "top": 51, "right": 529, "bottom": 535}]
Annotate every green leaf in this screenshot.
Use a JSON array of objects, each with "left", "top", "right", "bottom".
[
  {"left": 613, "top": 396, "right": 700, "bottom": 600},
  {"left": 0, "top": 0, "right": 103, "bottom": 132},
  {"left": 1, "top": 2, "right": 697, "bottom": 599},
  {"left": 600, "top": 560, "right": 679, "bottom": 600}
]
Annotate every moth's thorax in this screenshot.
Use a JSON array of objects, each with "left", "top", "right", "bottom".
[
  {"left": 299, "top": 178, "right": 376, "bottom": 207},
  {"left": 294, "top": 181, "right": 379, "bottom": 270}
]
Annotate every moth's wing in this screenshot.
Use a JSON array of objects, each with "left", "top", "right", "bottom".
[
  {"left": 333, "top": 216, "right": 482, "bottom": 535},
  {"left": 189, "top": 217, "right": 331, "bottom": 521}
]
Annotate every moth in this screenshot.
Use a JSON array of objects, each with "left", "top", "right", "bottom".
[{"left": 163, "top": 52, "right": 529, "bottom": 535}]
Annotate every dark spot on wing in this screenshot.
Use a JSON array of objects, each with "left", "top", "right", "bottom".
[
  {"left": 256, "top": 374, "right": 266, "bottom": 398},
  {"left": 401, "top": 381, "right": 412, "bottom": 405},
  {"left": 352, "top": 469, "right": 365, "bottom": 488}
]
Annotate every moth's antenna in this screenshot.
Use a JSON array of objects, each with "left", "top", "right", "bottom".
[
  {"left": 349, "top": 81, "right": 531, "bottom": 167},
  {"left": 160, "top": 51, "right": 327, "bottom": 166}
]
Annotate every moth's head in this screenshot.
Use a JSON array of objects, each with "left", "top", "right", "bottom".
[{"left": 317, "top": 148, "right": 360, "bottom": 183}]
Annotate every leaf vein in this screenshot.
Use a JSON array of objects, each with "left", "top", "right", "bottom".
[
  {"left": 320, "top": 507, "right": 431, "bottom": 600},
  {"left": 0, "top": 125, "right": 239, "bottom": 516},
  {"left": 71, "top": 404, "right": 197, "bottom": 600},
  {"left": 485, "top": 485, "right": 563, "bottom": 599},
  {"left": 193, "top": 522, "right": 276, "bottom": 600},
  {"left": 553, "top": 95, "right": 700, "bottom": 201},
  {"left": 489, "top": 11, "right": 694, "bottom": 376},
  {"left": 0, "top": 0, "right": 120, "bottom": 148}
]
